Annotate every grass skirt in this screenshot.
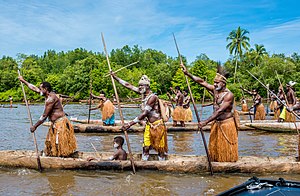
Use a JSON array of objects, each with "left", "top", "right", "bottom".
[
  {"left": 45, "top": 116, "right": 77, "bottom": 157},
  {"left": 209, "top": 117, "right": 238, "bottom": 162},
  {"left": 100, "top": 100, "right": 115, "bottom": 121},
  {"left": 285, "top": 104, "right": 296, "bottom": 122},
  {"left": 254, "top": 104, "right": 266, "bottom": 120},
  {"left": 184, "top": 107, "right": 193, "bottom": 122},
  {"left": 241, "top": 103, "right": 248, "bottom": 112},
  {"left": 172, "top": 106, "right": 185, "bottom": 121},
  {"left": 144, "top": 119, "right": 168, "bottom": 154}
]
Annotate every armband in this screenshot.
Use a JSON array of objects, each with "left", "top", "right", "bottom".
[
  {"left": 28, "top": 83, "right": 35, "bottom": 89},
  {"left": 144, "top": 105, "right": 152, "bottom": 112},
  {"left": 39, "top": 115, "right": 46, "bottom": 122},
  {"left": 108, "top": 156, "right": 114, "bottom": 161},
  {"left": 133, "top": 117, "right": 140, "bottom": 123}
]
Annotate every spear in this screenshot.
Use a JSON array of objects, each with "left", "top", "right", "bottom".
[
  {"left": 104, "top": 61, "right": 139, "bottom": 77},
  {"left": 173, "top": 33, "right": 213, "bottom": 175},
  {"left": 18, "top": 70, "right": 42, "bottom": 172},
  {"left": 101, "top": 33, "right": 136, "bottom": 174}
]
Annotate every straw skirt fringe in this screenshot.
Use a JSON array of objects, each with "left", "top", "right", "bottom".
[
  {"left": 209, "top": 117, "right": 238, "bottom": 162},
  {"left": 45, "top": 117, "right": 77, "bottom": 157}
]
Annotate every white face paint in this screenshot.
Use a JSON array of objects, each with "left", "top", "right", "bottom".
[
  {"left": 214, "top": 81, "right": 224, "bottom": 91},
  {"left": 40, "top": 91, "right": 44, "bottom": 96},
  {"left": 139, "top": 86, "right": 146, "bottom": 94},
  {"left": 113, "top": 143, "right": 119, "bottom": 148}
]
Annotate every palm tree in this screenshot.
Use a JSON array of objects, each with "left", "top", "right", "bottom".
[
  {"left": 226, "top": 26, "right": 250, "bottom": 83},
  {"left": 250, "top": 44, "right": 268, "bottom": 66}
]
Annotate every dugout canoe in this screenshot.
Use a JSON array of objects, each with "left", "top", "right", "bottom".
[
  {"left": 44, "top": 120, "right": 281, "bottom": 133},
  {"left": 245, "top": 122, "right": 300, "bottom": 133},
  {"left": 238, "top": 111, "right": 274, "bottom": 116},
  {"left": 1, "top": 150, "right": 300, "bottom": 174},
  {"left": 0, "top": 105, "right": 18, "bottom": 108}
]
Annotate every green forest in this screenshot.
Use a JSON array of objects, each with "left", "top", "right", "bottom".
[{"left": 1, "top": 27, "right": 300, "bottom": 102}]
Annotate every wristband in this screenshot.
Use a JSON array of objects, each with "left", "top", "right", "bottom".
[{"left": 133, "top": 117, "right": 140, "bottom": 123}]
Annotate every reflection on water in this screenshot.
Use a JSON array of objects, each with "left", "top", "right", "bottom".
[{"left": 0, "top": 103, "right": 300, "bottom": 195}]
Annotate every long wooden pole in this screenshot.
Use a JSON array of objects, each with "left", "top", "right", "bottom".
[
  {"left": 101, "top": 33, "right": 136, "bottom": 174},
  {"left": 18, "top": 70, "right": 42, "bottom": 172},
  {"left": 104, "top": 61, "right": 139, "bottom": 77},
  {"left": 173, "top": 33, "right": 213, "bottom": 175},
  {"left": 199, "top": 77, "right": 207, "bottom": 121},
  {"left": 87, "top": 75, "right": 93, "bottom": 124}
]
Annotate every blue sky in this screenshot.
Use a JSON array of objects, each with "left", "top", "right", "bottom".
[{"left": 0, "top": 0, "right": 299, "bottom": 62}]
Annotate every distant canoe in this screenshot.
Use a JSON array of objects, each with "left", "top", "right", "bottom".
[
  {"left": 0, "top": 105, "right": 17, "bottom": 108},
  {"left": 1, "top": 150, "right": 300, "bottom": 174},
  {"left": 238, "top": 111, "right": 274, "bottom": 116},
  {"left": 245, "top": 122, "right": 300, "bottom": 133},
  {"left": 20, "top": 103, "right": 40, "bottom": 106},
  {"left": 43, "top": 120, "right": 256, "bottom": 133}
]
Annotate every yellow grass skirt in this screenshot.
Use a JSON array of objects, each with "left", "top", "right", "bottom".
[
  {"left": 254, "top": 104, "right": 266, "bottom": 120},
  {"left": 209, "top": 117, "right": 238, "bottom": 162},
  {"left": 172, "top": 106, "right": 185, "bottom": 121},
  {"left": 45, "top": 116, "right": 77, "bottom": 157},
  {"left": 144, "top": 119, "right": 168, "bottom": 154}
]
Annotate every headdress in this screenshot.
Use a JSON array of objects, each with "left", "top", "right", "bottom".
[
  {"left": 214, "top": 73, "right": 227, "bottom": 84},
  {"left": 287, "top": 81, "right": 296, "bottom": 87},
  {"left": 214, "top": 62, "right": 227, "bottom": 84},
  {"left": 138, "top": 75, "right": 150, "bottom": 85}
]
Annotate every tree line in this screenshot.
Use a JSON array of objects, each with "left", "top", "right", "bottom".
[{"left": 0, "top": 27, "right": 300, "bottom": 103}]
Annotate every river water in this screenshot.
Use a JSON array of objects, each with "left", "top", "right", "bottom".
[{"left": 0, "top": 103, "right": 299, "bottom": 195}]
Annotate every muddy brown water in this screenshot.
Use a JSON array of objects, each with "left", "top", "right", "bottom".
[{"left": 0, "top": 103, "right": 299, "bottom": 195}]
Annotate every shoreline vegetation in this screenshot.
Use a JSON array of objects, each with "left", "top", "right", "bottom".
[{"left": 1, "top": 27, "right": 299, "bottom": 102}]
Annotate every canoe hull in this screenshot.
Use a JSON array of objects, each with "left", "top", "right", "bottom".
[
  {"left": 245, "top": 122, "right": 300, "bottom": 132},
  {"left": 1, "top": 150, "right": 300, "bottom": 174}
]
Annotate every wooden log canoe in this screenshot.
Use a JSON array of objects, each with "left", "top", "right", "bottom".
[
  {"left": 1, "top": 150, "right": 300, "bottom": 174},
  {"left": 0, "top": 105, "right": 18, "bottom": 108},
  {"left": 44, "top": 120, "right": 285, "bottom": 133},
  {"left": 245, "top": 122, "right": 300, "bottom": 133}
]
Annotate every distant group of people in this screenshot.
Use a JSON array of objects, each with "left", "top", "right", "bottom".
[
  {"left": 17, "top": 62, "right": 299, "bottom": 164},
  {"left": 241, "top": 80, "right": 297, "bottom": 123}
]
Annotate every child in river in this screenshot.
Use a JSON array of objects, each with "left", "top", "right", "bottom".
[{"left": 87, "top": 136, "right": 127, "bottom": 161}]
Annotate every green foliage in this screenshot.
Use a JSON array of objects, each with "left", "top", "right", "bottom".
[{"left": 0, "top": 44, "right": 299, "bottom": 103}]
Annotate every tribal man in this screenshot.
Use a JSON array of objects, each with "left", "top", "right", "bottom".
[
  {"left": 167, "top": 86, "right": 185, "bottom": 127},
  {"left": 90, "top": 91, "right": 115, "bottom": 126},
  {"left": 18, "top": 76, "right": 77, "bottom": 157},
  {"left": 181, "top": 64, "right": 238, "bottom": 162},
  {"left": 242, "top": 88, "right": 266, "bottom": 120},
  {"left": 183, "top": 89, "right": 193, "bottom": 122},
  {"left": 112, "top": 74, "right": 168, "bottom": 161},
  {"left": 285, "top": 81, "right": 297, "bottom": 122}
]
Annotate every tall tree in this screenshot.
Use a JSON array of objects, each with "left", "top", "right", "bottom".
[
  {"left": 226, "top": 26, "right": 250, "bottom": 83},
  {"left": 250, "top": 44, "right": 268, "bottom": 66}
]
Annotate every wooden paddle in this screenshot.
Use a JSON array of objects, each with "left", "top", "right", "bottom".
[
  {"left": 101, "top": 33, "right": 136, "bottom": 174},
  {"left": 18, "top": 70, "right": 42, "bottom": 172},
  {"left": 173, "top": 33, "right": 213, "bottom": 175}
]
